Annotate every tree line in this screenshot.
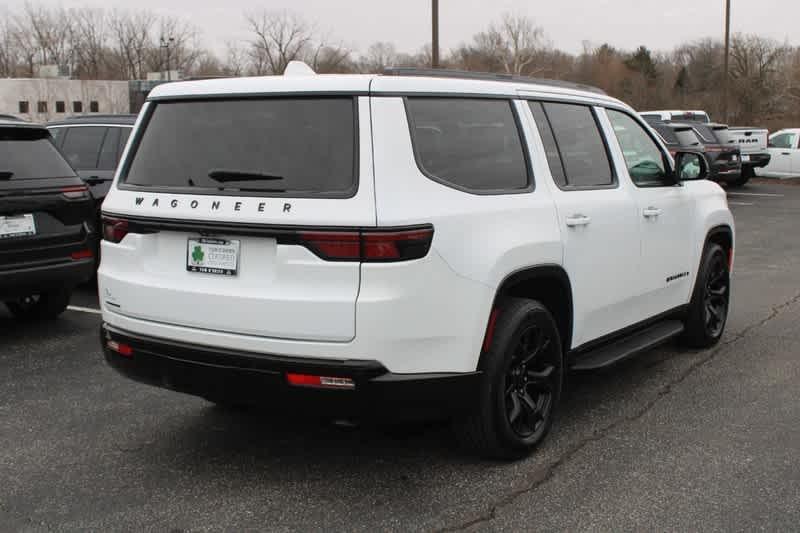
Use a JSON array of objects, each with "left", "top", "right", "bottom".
[{"left": 2, "top": 5, "right": 798, "bottom": 129}]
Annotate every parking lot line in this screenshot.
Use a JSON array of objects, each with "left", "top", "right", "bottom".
[
  {"left": 67, "top": 305, "right": 102, "bottom": 315},
  {"left": 727, "top": 192, "right": 784, "bottom": 197},
  {"left": 728, "top": 202, "right": 755, "bottom": 206}
]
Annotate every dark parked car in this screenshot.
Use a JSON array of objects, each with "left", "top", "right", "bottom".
[
  {"left": 0, "top": 120, "right": 96, "bottom": 319},
  {"left": 47, "top": 115, "right": 136, "bottom": 208},
  {"left": 651, "top": 121, "right": 743, "bottom": 185}
]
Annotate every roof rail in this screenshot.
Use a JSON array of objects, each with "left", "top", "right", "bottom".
[
  {"left": 383, "top": 67, "right": 606, "bottom": 95},
  {"left": 66, "top": 114, "right": 137, "bottom": 120}
]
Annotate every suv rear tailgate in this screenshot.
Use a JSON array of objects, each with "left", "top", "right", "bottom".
[{"left": 100, "top": 95, "right": 375, "bottom": 342}]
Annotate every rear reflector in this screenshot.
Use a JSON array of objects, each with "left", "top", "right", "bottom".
[
  {"left": 299, "top": 226, "right": 434, "bottom": 262},
  {"left": 70, "top": 249, "right": 93, "bottom": 260},
  {"left": 286, "top": 373, "right": 355, "bottom": 390},
  {"left": 107, "top": 340, "right": 134, "bottom": 357}
]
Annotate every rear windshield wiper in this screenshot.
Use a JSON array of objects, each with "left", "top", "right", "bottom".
[
  {"left": 0, "top": 171, "right": 14, "bottom": 180},
  {"left": 208, "top": 169, "right": 285, "bottom": 182}
]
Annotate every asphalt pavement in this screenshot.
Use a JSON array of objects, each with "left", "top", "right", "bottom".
[{"left": 1, "top": 180, "right": 799, "bottom": 532}]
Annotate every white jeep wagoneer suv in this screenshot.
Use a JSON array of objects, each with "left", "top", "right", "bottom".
[{"left": 99, "top": 64, "right": 734, "bottom": 458}]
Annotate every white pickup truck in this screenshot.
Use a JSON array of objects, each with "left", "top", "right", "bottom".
[
  {"left": 726, "top": 127, "right": 770, "bottom": 182},
  {"left": 641, "top": 110, "right": 770, "bottom": 185}
]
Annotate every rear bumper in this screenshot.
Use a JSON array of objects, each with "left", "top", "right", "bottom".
[
  {"left": 101, "top": 324, "right": 482, "bottom": 421},
  {"left": 0, "top": 258, "right": 93, "bottom": 299},
  {"left": 742, "top": 153, "right": 771, "bottom": 168}
]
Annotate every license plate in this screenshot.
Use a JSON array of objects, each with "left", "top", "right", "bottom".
[
  {"left": 187, "top": 238, "right": 240, "bottom": 276},
  {"left": 741, "top": 155, "right": 750, "bottom": 162},
  {"left": 0, "top": 214, "right": 36, "bottom": 239}
]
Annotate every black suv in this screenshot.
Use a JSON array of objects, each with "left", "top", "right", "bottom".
[
  {"left": 650, "top": 121, "right": 743, "bottom": 185},
  {"left": 47, "top": 115, "right": 136, "bottom": 208},
  {"left": 0, "top": 120, "right": 96, "bottom": 319}
]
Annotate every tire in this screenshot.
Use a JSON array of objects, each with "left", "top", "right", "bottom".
[
  {"left": 454, "top": 298, "right": 564, "bottom": 460},
  {"left": 729, "top": 167, "right": 753, "bottom": 188},
  {"left": 681, "top": 244, "right": 731, "bottom": 349},
  {"left": 5, "top": 288, "right": 72, "bottom": 321}
]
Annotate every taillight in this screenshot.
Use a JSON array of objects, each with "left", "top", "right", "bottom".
[
  {"left": 298, "top": 226, "right": 433, "bottom": 262},
  {"left": 62, "top": 185, "right": 89, "bottom": 199},
  {"left": 298, "top": 231, "right": 361, "bottom": 261},
  {"left": 102, "top": 217, "right": 129, "bottom": 243},
  {"left": 705, "top": 147, "right": 724, "bottom": 153}
]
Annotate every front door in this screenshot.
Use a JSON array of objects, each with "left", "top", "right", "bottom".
[{"left": 605, "top": 109, "right": 695, "bottom": 317}]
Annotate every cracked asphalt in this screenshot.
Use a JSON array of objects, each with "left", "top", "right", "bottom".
[{"left": 1, "top": 180, "right": 799, "bottom": 532}]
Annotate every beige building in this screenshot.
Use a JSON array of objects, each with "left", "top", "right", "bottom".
[{"left": 0, "top": 78, "right": 129, "bottom": 123}]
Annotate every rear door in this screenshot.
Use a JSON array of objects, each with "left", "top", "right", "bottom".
[
  {"left": 57, "top": 126, "right": 117, "bottom": 199},
  {"left": 528, "top": 101, "right": 643, "bottom": 346},
  {"left": 100, "top": 96, "right": 374, "bottom": 342}
]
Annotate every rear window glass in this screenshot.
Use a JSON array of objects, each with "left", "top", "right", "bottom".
[
  {"left": 654, "top": 126, "right": 679, "bottom": 145},
  {"left": 0, "top": 127, "right": 75, "bottom": 180},
  {"left": 691, "top": 125, "right": 720, "bottom": 144},
  {"left": 123, "top": 98, "right": 357, "bottom": 197},
  {"left": 406, "top": 98, "right": 530, "bottom": 192},
  {"left": 674, "top": 129, "right": 702, "bottom": 147}
]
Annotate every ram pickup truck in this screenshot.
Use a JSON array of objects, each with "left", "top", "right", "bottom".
[{"left": 725, "top": 127, "right": 770, "bottom": 183}]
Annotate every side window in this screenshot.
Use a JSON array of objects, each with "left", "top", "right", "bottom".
[
  {"left": 406, "top": 98, "right": 531, "bottom": 193},
  {"left": 541, "top": 102, "right": 614, "bottom": 188},
  {"left": 49, "top": 128, "right": 66, "bottom": 148},
  {"left": 60, "top": 127, "right": 107, "bottom": 170},
  {"left": 769, "top": 133, "right": 795, "bottom": 149},
  {"left": 606, "top": 109, "right": 670, "bottom": 186},
  {"left": 117, "top": 128, "right": 132, "bottom": 162},
  {"left": 528, "top": 102, "right": 566, "bottom": 188},
  {"left": 98, "top": 127, "right": 121, "bottom": 170}
]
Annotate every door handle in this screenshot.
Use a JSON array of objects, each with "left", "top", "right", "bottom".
[
  {"left": 782, "top": 152, "right": 791, "bottom": 156},
  {"left": 643, "top": 207, "right": 662, "bottom": 218},
  {"left": 565, "top": 214, "right": 591, "bottom": 227}
]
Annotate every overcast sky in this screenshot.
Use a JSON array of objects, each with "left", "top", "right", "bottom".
[{"left": 4, "top": 0, "right": 794, "bottom": 56}]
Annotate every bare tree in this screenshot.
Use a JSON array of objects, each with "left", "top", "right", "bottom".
[
  {"left": 71, "top": 8, "right": 108, "bottom": 79},
  {"left": 245, "top": 10, "right": 313, "bottom": 75},
  {"left": 109, "top": 9, "right": 156, "bottom": 79},
  {"left": 359, "top": 42, "right": 398, "bottom": 73}
]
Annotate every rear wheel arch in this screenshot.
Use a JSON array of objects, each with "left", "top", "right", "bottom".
[
  {"left": 480, "top": 265, "right": 573, "bottom": 371},
  {"left": 706, "top": 225, "right": 733, "bottom": 256}
]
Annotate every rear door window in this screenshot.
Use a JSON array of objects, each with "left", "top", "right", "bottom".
[
  {"left": 0, "top": 127, "right": 76, "bottom": 180},
  {"left": 674, "top": 128, "right": 702, "bottom": 147},
  {"left": 406, "top": 98, "right": 530, "bottom": 193},
  {"left": 538, "top": 102, "right": 614, "bottom": 188},
  {"left": 98, "top": 127, "right": 121, "bottom": 170},
  {"left": 60, "top": 126, "right": 107, "bottom": 170},
  {"left": 123, "top": 98, "right": 357, "bottom": 197}
]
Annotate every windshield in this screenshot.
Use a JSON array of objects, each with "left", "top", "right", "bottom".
[
  {"left": 0, "top": 127, "right": 76, "bottom": 180},
  {"left": 123, "top": 98, "right": 357, "bottom": 197}
]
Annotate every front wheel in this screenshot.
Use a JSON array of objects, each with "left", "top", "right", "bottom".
[
  {"left": 682, "top": 244, "right": 731, "bottom": 348},
  {"left": 4, "top": 289, "right": 72, "bottom": 321},
  {"left": 454, "top": 299, "right": 564, "bottom": 459}
]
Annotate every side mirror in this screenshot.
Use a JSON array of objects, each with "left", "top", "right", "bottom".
[{"left": 674, "top": 151, "right": 709, "bottom": 181}]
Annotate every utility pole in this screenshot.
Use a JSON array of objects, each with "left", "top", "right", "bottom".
[
  {"left": 161, "top": 36, "right": 175, "bottom": 81},
  {"left": 432, "top": 0, "right": 440, "bottom": 69},
  {"left": 723, "top": 0, "right": 731, "bottom": 122}
]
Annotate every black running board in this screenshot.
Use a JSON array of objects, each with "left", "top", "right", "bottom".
[{"left": 570, "top": 320, "right": 685, "bottom": 371}]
